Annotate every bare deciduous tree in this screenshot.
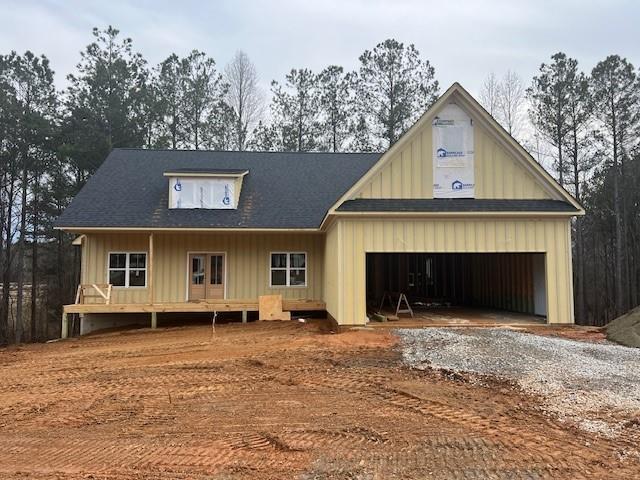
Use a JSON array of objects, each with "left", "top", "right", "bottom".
[
  {"left": 497, "top": 70, "right": 525, "bottom": 137},
  {"left": 224, "top": 51, "right": 264, "bottom": 151},
  {"left": 479, "top": 72, "right": 500, "bottom": 117}
]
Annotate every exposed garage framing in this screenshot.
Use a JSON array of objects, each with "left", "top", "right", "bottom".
[{"left": 366, "top": 252, "right": 547, "bottom": 320}]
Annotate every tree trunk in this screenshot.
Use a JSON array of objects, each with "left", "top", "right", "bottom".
[
  {"left": 0, "top": 172, "right": 16, "bottom": 344},
  {"left": 612, "top": 120, "right": 624, "bottom": 316},
  {"left": 30, "top": 177, "right": 39, "bottom": 342},
  {"left": 15, "top": 160, "right": 28, "bottom": 344}
]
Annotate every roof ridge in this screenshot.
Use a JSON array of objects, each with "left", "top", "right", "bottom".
[{"left": 114, "top": 147, "right": 384, "bottom": 155}]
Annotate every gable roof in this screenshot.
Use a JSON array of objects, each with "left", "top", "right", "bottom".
[
  {"left": 321, "top": 82, "right": 584, "bottom": 227},
  {"left": 56, "top": 149, "right": 381, "bottom": 230}
]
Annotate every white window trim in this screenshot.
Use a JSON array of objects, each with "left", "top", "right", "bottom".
[
  {"left": 107, "top": 251, "right": 148, "bottom": 288},
  {"left": 269, "top": 252, "right": 307, "bottom": 288}
]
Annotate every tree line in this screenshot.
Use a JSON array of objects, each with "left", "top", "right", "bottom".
[
  {"left": 480, "top": 55, "right": 639, "bottom": 325},
  {"left": 0, "top": 27, "right": 439, "bottom": 344},
  {"left": 0, "top": 25, "right": 638, "bottom": 344}
]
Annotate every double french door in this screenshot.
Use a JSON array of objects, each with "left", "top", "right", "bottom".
[{"left": 188, "top": 253, "right": 225, "bottom": 300}]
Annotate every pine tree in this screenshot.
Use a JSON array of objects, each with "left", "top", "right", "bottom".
[
  {"left": 64, "top": 26, "right": 148, "bottom": 175},
  {"left": 180, "top": 50, "right": 227, "bottom": 150},
  {"left": 590, "top": 55, "right": 639, "bottom": 316},
  {"left": 270, "top": 69, "right": 320, "bottom": 152},
  {"left": 155, "top": 54, "right": 186, "bottom": 149},
  {"left": 317, "top": 65, "right": 354, "bottom": 152},
  {"left": 528, "top": 53, "right": 575, "bottom": 187},
  {"left": 356, "top": 39, "right": 438, "bottom": 148}
]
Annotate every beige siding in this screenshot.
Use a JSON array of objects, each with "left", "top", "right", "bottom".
[
  {"left": 354, "top": 105, "right": 551, "bottom": 200},
  {"left": 81, "top": 232, "right": 324, "bottom": 304},
  {"left": 325, "top": 217, "right": 574, "bottom": 325},
  {"left": 323, "top": 223, "right": 341, "bottom": 320},
  {"left": 81, "top": 233, "right": 149, "bottom": 304}
]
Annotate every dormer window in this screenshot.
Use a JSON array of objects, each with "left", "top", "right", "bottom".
[{"left": 164, "top": 169, "right": 248, "bottom": 210}]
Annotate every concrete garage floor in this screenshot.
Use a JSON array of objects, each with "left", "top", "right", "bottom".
[{"left": 371, "top": 306, "right": 546, "bottom": 328}]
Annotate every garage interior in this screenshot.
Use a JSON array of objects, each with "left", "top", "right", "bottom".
[{"left": 366, "top": 253, "right": 547, "bottom": 324}]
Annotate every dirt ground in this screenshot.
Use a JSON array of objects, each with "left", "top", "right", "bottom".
[{"left": 1, "top": 321, "right": 639, "bottom": 479}]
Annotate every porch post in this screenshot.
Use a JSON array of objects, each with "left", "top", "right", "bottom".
[
  {"left": 148, "top": 233, "right": 154, "bottom": 304},
  {"left": 61, "top": 312, "right": 68, "bottom": 339}
]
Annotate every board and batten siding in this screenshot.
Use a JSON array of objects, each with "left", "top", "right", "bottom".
[
  {"left": 325, "top": 217, "right": 574, "bottom": 325},
  {"left": 353, "top": 107, "right": 551, "bottom": 200},
  {"left": 323, "top": 222, "right": 341, "bottom": 321},
  {"left": 80, "top": 232, "right": 324, "bottom": 304}
]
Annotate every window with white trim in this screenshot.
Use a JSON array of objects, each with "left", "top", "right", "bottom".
[
  {"left": 270, "top": 252, "right": 306, "bottom": 287},
  {"left": 108, "top": 252, "right": 147, "bottom": 287}
]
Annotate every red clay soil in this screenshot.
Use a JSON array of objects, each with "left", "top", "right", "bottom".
[
  {"left": 522, "top": 325, "right": 609, "bottom": 343},
  {"left": 0, "top": 321, "right": 638, "bottom": 479}
]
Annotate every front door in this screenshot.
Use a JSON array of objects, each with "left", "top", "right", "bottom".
[{"left": 189, "top": 253, "right": 225, "bottom": 301}]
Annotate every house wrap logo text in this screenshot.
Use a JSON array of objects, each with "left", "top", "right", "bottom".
[{"left": 436, "top": 147, "right": 464, "bottom": 158}]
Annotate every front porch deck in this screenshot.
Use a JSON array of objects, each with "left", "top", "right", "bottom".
[
  {"left": 63, "top": 299, "right": 325, "bottom": 315},
  {"left": 61, "top": 299, "right": 326, "bottom": 338}
]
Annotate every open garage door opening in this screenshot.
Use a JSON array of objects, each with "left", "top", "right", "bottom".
[{"left": 366, "top": 253, "right": 547, "bottom": 325}]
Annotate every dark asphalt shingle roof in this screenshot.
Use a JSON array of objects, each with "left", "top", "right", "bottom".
[
  {"left": 56, "top": 149, "right": 382, "bottom": 229},
  {"left": 336, "top": 199, "right": 579, "bottom": 213}
]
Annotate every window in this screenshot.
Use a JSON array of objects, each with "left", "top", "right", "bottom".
[
  {"left": 108, "top": 252, "right": 147, "bottom": 287},
  {"left": 270, "top": 252, "right": 306, "bottom": 287},
  {"left": 169, "top": 177, "right": 236, "bottom": 209}
]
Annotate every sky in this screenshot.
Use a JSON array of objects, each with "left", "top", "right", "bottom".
[{"left": 1, "top": 0, "right": 639, "bottom": 98}]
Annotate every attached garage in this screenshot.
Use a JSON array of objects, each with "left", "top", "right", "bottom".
[
  {"left": 366, "top": 252, "right": 547, "bottom": 320},
  {"left": 321, "top": 83, "right": 583, "bottom": 326}
]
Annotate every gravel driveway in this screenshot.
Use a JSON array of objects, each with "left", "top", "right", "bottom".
[{"left": 397, "top": 328, "right": 640, "bottom": 437}]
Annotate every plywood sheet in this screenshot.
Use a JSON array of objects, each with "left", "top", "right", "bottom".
[{"left": 259, "top": 294, "right": 291, "bottom": 321}]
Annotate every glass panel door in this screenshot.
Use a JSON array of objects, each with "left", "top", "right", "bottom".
[
  {"left": 207, "top": 254, "right": 224, "bottom": 299},
  {"left": 189, "top": 254, "right": 206, "bottom": 300}
]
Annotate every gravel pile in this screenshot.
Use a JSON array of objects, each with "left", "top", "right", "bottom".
[{"left": 397, "top": 328, "right": 640, "bottom": 436}]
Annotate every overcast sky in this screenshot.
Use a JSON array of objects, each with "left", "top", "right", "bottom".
[{"left": 1, "top": 0, "right": 639, "bottom": 97}]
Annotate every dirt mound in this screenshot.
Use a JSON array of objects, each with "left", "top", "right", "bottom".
[{"left": 606, "top": 306, "right": 640, "bottom": 348}]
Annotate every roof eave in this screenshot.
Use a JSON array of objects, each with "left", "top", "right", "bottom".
[
  {"left": 330, "top": 210, "right": 581, "bottom": 218},
  {"left": 54, "top": 226, "right": 322, "bottom": 233}
]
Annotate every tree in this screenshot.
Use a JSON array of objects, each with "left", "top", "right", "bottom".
[
  {"left": 317, "top": 65, "right": 354, "bottom": 152},
  {"left": 590, "top": 55, "right": 639, "bottom": 316},
  {"left": 224, "top": 51, "right": 263, "bottom": 151},
  {"left": 357, "top": 39, "right": 438, "bottom": 148},
  {"left": 155, "top": 54, "right": 186, "bottom": 149},
  {"left": 247, "top": 120, "right": 282, "bottom": 151},
  {"left": 180, "top": 50, "right": 227, "bottom": 150},
  {"left": 479, "top": 72, "right": 500, "bottom": 117},
  {"left": 64, "top": 26, "right": 148, "bottom": 175},
  {"left": 0, "top": 53, "right": 20, "bottom": 344},
  {"left": 269, "top": 68, "right": 320, "bottom": 152},
  {"left": 528, "top": 53, "right": 575, "bottom": 187},
  {"left": 497, "top": 70, "right": 525, "bottom": 138},
  {"left": 0, "top": 51, "right": 57, "bottom": 343},
  {"left": 350, "top": 113, "right": 375, "bottom": 152}
]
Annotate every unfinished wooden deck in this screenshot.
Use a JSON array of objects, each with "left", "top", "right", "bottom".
[{"left": 63, "top": 299, "right": 325, "bottom": 314}]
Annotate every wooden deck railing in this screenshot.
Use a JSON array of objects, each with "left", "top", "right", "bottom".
[{"left": 75, "top": 284, "right": 112, "bottom": 305}]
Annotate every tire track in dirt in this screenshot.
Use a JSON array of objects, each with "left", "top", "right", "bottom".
[{"left": 0, "top": 322, "right": 638, "bottom": 479}]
